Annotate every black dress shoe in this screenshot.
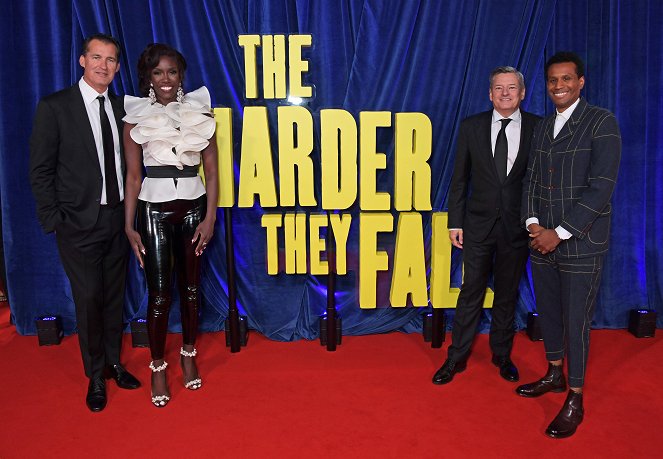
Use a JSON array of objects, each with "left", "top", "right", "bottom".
[
  {"left": 491, "top": 355, "right": 519, "bottom": 382},
  {"left": 546, "top": 390, "right": 584, "bottom": 439},
  {"left": 432, "top": 358, "right": 467, "bottom": 385},
  {"left": 86, "top": 377, "right": 107, "bottom": 412},
  {"left": 516, "top": 363, "right": 566, "bottom": 397},
  {"left": 105, "top": 364, "right": 141, "bottom": 389}
]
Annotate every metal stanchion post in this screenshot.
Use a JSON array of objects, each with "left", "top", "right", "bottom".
[
  {"left": 325, "top": 216, "right": 337, "bottom": 351},
  {"left": 224, "top": 207, "right": 241, "bottom": 352},
  {"left": 431, "top": 308, "right": 445, "bottom": 348}
]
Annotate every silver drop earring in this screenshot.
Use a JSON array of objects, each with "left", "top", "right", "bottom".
[
  {"left": 148, "top": 83, "right": 156, "bottom": 104},
  {"left": 176, "top": 84, "right": 184, "bottom": 103}
]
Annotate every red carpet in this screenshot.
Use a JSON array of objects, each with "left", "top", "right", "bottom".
[{"left": 0, "top": 303, "right": 661, "bottom": 458}]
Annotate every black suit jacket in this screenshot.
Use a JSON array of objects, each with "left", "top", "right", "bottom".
[
  {"left": 522, "top": 98, "right": 621, "bottom": 258},
  {"left": 30, "top": 84, "right": 125, "bottom": 236},
  {"left": 448, "top": 110, "right": 541, "bottom": 247}
]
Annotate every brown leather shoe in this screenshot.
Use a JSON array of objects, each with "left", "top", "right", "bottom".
[
  {"left": 546, "top": 390, "right": 584, "bottom": 439},
  {"left": 515, "top": 363, "right": 566, "bottom": 397}
]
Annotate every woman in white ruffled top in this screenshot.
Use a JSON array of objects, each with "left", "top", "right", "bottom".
[{"left": 123, "top": 43, "right": 218, "bottom": 408}]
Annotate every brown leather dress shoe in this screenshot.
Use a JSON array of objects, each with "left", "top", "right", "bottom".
[
  {"left": 515, "top": 363, "right": 566, "bottom": 397},
  {"left": 546, "top": 390, "right": 584, "bottom": 439},
  {"left": 432, "top": 358, "right": 467, "bottom": 385}
]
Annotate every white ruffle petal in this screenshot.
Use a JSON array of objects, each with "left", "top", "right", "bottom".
[{"left": 184, "top": 86, "right": 212, "bottom": 108}]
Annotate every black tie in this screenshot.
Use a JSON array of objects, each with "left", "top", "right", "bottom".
[
  {"left": 97, "top": 96, "right": 120, "bottom": 207},
  {"left": 494, "top": 118, "right": 511, "bottom": 183}
]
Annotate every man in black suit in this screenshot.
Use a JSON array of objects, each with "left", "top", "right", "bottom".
[
  {"left": 433, "top": 66, "right": 540, "bottom": 386},
  {"left": 30, "top": 33, "right": 140, "bottom": 412},
  {"left": 517, "top": 52, "right": 621, "bottom": 439}
]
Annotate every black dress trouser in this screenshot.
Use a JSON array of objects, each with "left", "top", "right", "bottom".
[
  {"left": 56, "top": 204, "right": 128, "bottom": 379},
  {"left": 447, "top": 219, "right": 529, "bottom": 362}
]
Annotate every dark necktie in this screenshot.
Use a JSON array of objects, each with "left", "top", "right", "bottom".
[
  {"left": 97, "top": 95, "right": 120, "bottom": 207},
  {"left": 494, "top": 118, "right": 512, "bottom": 183}
]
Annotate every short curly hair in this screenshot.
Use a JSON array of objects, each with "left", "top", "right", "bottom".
[
  {"left": 137, "top": 43, "right": 187, "bottom": 96},
  {"left": 545, "top": 51, "right": 585, "bottom": 80}
]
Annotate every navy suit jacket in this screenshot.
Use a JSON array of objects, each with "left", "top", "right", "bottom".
[
  {"left": 521, "top": 98, "right": 621, "bottom": 258},
  {"left": 448, "top": 110, "right": 541, "bottom": 248},
  {"left": 29, "top": 84, "right": 125, "bottom": 236}
]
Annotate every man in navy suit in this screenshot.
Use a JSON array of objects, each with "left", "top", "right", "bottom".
[
  {"left": 30, "top": 33, "right": 140, "bottom": 412},
  {"left": 517, "top": 52, "right": 621, "bottom": 439},
  {"left": 432, "top": 67, "right": 540, "bottom": 386}
]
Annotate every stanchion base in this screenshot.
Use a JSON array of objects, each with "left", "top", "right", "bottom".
[
  {"left": 319, "top": 315, "right": 342, "bottom": 346},
  {"left": 224, "top": 316, "right": 249, "bottom": 346},
  {"left": 423, "top": 311, "right": 446, "bottom": 347}
]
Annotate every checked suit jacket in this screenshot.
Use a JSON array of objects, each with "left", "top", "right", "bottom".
[{"left": 521, "top": 98, "right": 621, "bottom": 258}]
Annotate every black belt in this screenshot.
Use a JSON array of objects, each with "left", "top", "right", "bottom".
[{"left": 145, "top": 165, "right": 199, "bottom": 178}]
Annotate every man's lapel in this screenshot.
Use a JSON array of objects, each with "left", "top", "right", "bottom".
[
  {"left": 509, "top": 113, "right": 533, "bottom": 178},
  {"left": 481, "top": 112, "right": 498, "bottom": 178},
  {"left": 552, "top": 98, "right": 588, "bottom": 145},
  {"left": 70, "top": 85, "right": 102, "bottom": 173},
  {"left": 109, "top": 92, "right": 126, "bottom": 174}
]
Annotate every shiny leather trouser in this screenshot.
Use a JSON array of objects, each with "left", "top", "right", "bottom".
[{"left": 137, "top": 196, "right": 206, "bottom": 360}]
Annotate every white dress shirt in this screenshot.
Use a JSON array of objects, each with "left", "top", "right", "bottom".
[
  {"left": 491, "top": 108, "right": 522, "bottom": 176},
  {"left": 78, "top": 78, "right": 124, "bottom": 204},
  {"left": 553, "top": 97, "right": 581, "bottom": 138}
]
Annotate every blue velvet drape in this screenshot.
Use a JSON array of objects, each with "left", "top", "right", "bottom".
[{"left": 1, "top": 0, "right": 661, "bottom": 339}]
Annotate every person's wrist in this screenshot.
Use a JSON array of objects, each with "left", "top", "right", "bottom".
[{"left": 551, "top": 229, "right": 561, "bottom": 245}]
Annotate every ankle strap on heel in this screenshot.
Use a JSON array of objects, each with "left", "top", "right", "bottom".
[
  {"left": 180, "top": 347, "right": 197, "bottom": 357},
  {"left": 149, "top": 361, "right": 168, "bottom": 372}
]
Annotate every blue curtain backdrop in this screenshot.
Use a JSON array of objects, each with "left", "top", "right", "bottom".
[{"left": 1, "top": 0, "right": 661, "bottom": 339}]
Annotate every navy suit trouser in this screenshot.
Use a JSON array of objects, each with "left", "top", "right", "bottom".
[{"left": 530, "top": 253, "right": 604, "bottom": 388}]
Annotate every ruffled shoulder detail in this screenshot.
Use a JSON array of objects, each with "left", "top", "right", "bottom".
[
  {"left": 123, "top": 95, "right": 155, "bottom": 123},
  {"left": 184, "top": 86, "right": 212, "bottom": 108}
]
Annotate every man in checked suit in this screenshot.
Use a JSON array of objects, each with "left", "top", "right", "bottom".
[
  {"left": 30, "top": 33, "right": 140, "bottom": 412},
  {"left": 517, "top": 52, "right": 621, "bottom": 439},
  {"left": 432, "top": 67, "right": 540, "bottom": 386}
]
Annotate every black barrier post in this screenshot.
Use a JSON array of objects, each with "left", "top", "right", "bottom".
[
  {"left": 326, "top": 214, "right": 337, "bottom": 351},
  {"left": 224, "top": 207, "right": 241, "bottom": 353},
  {"left": 431, "top": 308, "right": 445, "bottom": 348}
]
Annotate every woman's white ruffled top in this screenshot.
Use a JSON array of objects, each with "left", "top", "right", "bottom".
[{"left": 124, "top": 86, "right": 215, "bottom": 202}]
